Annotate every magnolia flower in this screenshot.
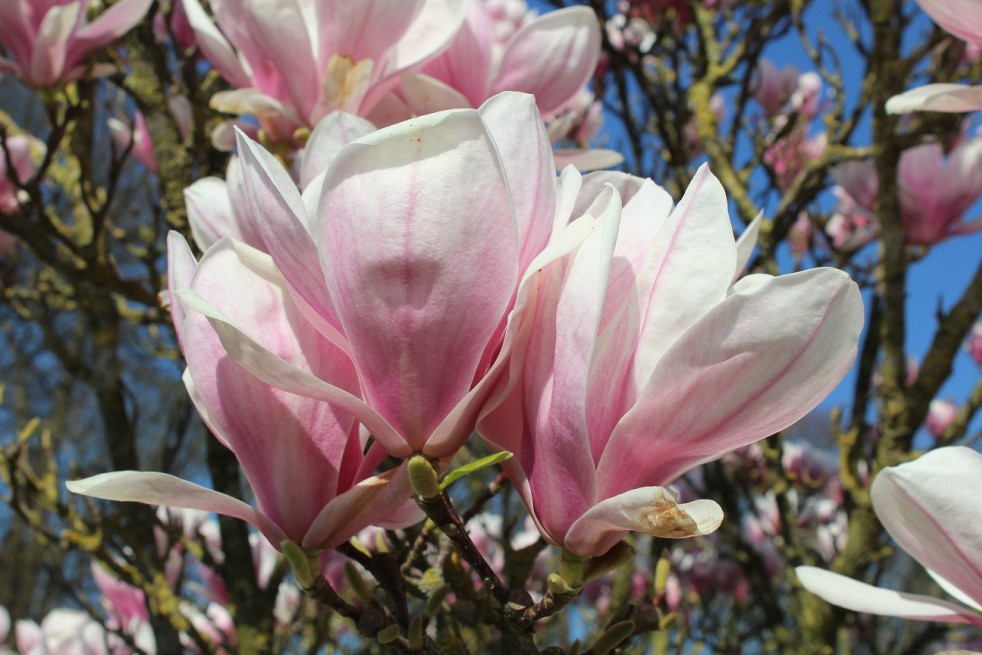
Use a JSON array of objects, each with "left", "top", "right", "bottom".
[
  {"left": 401, "top": 2, "right": 620, "bottom": 170},
  {"left": 182, "top": 0, "right": 466, "bottom": 140},
  {"left": 402, "top": 3, "right": 598, "bottom": 120},
  {"left": 798, "top": 446, "right": 982, "bottom": 628},
  {"left": 753, "top": 61, "right": 822, "bottom": 119},
  {"left": 168, "top": 92, "right": 576, "bottom": 459},
  {"left": 830, "top": 137, "right": 982, "bottom": 246},
  {"left": 69, "top": 231, "right": 419, "bottom": 551},
  {"left": 477, "top": 166, "right": 864, "bottom": 558},
  {"left": 887, "top": 0, "right": 982, "bottom": 113},
  {"left": 0, "top": 0, "right": 151, "bottom": 87}
]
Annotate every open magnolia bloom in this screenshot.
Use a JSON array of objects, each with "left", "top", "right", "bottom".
[
  {"left": 0, "top": 0, "right": 152, "bottom": 87},
  {"left": 182, "top": 0, "right": 466, "bottom": 140},
  {"left": 798, "top": 446, "right": 982, "bottom": 628},
  {"left": 151, "top": 92, "right": 581, "bottom": 462},
  {"left": 887, "top": 0, "right": 982, "bottom": 114},
  {"left": 478, "top": 166, "right": 864, "bottom": 558},
  {"left": 68, "top": 234, "right": 419, "bottom": 552}
]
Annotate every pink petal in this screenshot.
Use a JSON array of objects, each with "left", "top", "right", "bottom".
[
  {"left": 400, "top": 71, "right": 473, "bottom": 116},
  {"left": 184, "top": 177, "right": 236, "bottom": 251},
  {"left": 886, "top": 84, "right": 982, "bottom": 114},
  {"left": 490, "top": 7, "right": 601, "bottom": 116},
  {"left": 29, "top": 2, "right": 80, "bottom": 85},
  {"left": 174, "top": 238, "right": 364, "bottom": 541},
  {"left": 552, "top": 148, "right": 624, "bottom": 172},
  {"left": 300, "top": 112, "right": 377, "bottom": 188},
  {"left": 796, "top": 566, "right": 982, "bottom": 626},
  {"left": 317, "top": 108, "right": 519, "bottom": 453},
  {"left": 565, "top": 487, "right": 722, "bottom": 557},
  {"left": 734, "top": 213, "right": 762, "bottom": 280},
  {"left": 234, "top": 129, "right": 343, "bottom": 337},
  {"left": 315, "top": 0, "right": 423, "bottom": 69},
  {"left": 181, "top": 0, "right": 252, "bottom": 88},
  {"left": 68, "top": 0, "right": 152, "bottom": 66},
  {"left": 67, "top": 472, "right": 288, "bottom": 547},
  {"left": 240, "top": 0, "right": 318, "bottom": 122},
  {"left": 388, "top": 0, "right": 468, "bottom": 74},
  {"left": 175, "top": 279, "right": 409, "bottom": 456},
  {"left": 302, "top": 464, "right": 416, "bottom": 550},
  {"left": 416, "top": 0, "right": 494, "bottom": 107},
  {"left": 871, "top": 446, "right": 982, "bottom": 607},
  {"left": 479, "top": 191, "right": 621, "bottom": 541},
  {"left": 597, "top": 268, "right": 864, "bottom": 498},
  {"left": 915, "top": 0, "right": 982, "bottom": 48},
  {"left": 479, "top": 92, "right": 557, "bottom": 274}
]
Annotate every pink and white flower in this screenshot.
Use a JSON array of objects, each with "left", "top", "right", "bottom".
[
  {"left": 182, "top": 0, "right": 466, "bottom": 140},
  {"left": 477, "top": 166, "right": 864, "bottom": 557},
  {"left": 0, "top": 0, "right": 152, "bottom": 87}
]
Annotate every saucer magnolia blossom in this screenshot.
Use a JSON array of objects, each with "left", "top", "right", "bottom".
[
  {"left": 68, "top": 234, "right": 418, "bottom": 552},
  {"left": 798, "top": 446, "right": 982, "bottom": 629},
  {"left": 0, "top": 0, "right": 151, "bottom": 87},
  {"left": 174, "top": 92, "right": 575, "bottom": 459},
  {"left": 478, "top": 167, "right": 864, "bottom": 557},
  {"left": 182, "top": 0, "right": 465, "bottom": 139}
]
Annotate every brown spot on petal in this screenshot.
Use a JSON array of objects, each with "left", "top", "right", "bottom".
[{"left": 639, "top": 497, "right": 702, "bottom": 539}]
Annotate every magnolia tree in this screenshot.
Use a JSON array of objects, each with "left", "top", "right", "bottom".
[{"left": 0, "top": 0, "right": 979, "bottom": 654}]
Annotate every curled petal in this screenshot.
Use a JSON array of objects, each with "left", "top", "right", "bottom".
[{"left": 565, "top": 487, "right": 722, "bottom": 557}]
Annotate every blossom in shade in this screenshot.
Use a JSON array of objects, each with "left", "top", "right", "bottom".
[
  {"left": 798, "top": 446, "right": 982, "bottom": 628},
  {"left": 0, "top": 0, "right": 152, "bottom": 87},
  {"left": 477, "top": 166, "right": 864, "bottom": 557}
]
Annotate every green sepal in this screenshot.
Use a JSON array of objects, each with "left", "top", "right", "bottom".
[
  {"left": 584, "top": 541, "right": 636, "bottom": 582},
  {"left": 439, "top": 451, "right": 513, "bottom": 491},
  {"left": 281, "top": 540, "right": 317, "bottom": 590},
  {"left": 591, "top": 620, "right": 636, "bottom": 655}
]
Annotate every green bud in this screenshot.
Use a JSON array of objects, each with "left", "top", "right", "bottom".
[
  {"left": 344, "top": 561, "right": 374, "bottom": 602},
  {"left": 408, "top": 615, "right": 424, "bottom": 649},
  {"left": 408, "top": 454, "right": 441, "bottom": 500},
  {"left": 376, "top": 624, "right": 400, "bottom": 644},
  {"left": 567, "top": 640, "right": 582, "bottom": 655},
  {"left": 654, "top": 554, "right": 671, "bottom": 598},
  {"left": 591, "top": 620, "right": 636, "bottom": 655},
  {"left": 425, "top": 585, "right": 449, "bottom": 616},
  {"left": 547, "top": 573, "right": 574, "bottom": 596}
]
